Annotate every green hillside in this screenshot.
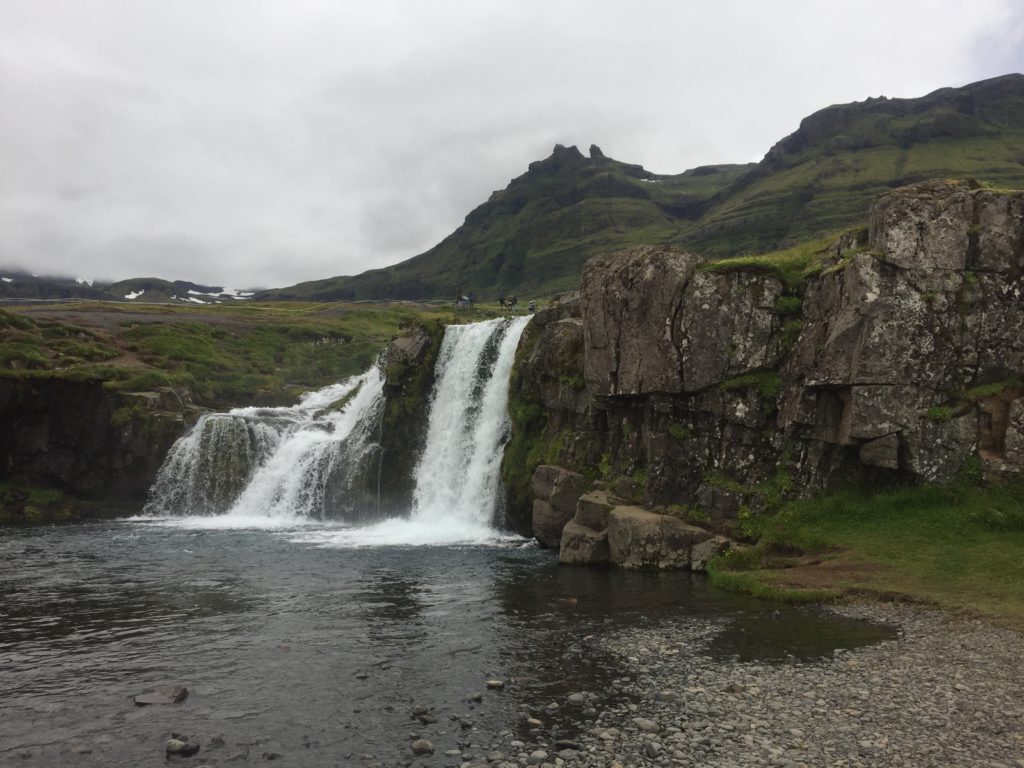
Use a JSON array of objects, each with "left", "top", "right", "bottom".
[
  {"left": 267, "top": 146, "right": 751, "bottom": 302},
  {"left": 267, "top": 73, "right": 1024, "bottom": 301},
  {"left": 685, "top": 73, "right": 1024, "bottom": 255}
]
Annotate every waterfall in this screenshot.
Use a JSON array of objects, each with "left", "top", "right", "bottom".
[
  {"left": 144, "top": 366, "right": 386, "bottom": 525},
  {"left": 141, "top": 315, "right": 531, "bottom": 544},
  {"left": 411, "top": 315, "right": 531, "bottom": 529}
]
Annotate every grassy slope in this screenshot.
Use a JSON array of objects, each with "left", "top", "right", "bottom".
[
  {"left": 709, "top": 478, "right": 1024, "bottom": 630},
  {"left": 1, "top": 301, "right": 497, "bottom": 408},
  {"left": 687, "top": 132, "right": 1024, "bottom": 256}
]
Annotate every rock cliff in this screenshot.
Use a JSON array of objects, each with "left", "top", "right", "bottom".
[
  {"left": 0, "top": 378, "right": 199, "bottom": 521},
  {"left": 503, "top": 181, "right": 1024, "bottom": 550}
]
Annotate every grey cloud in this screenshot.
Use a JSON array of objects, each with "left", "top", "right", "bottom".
[{"left": 0, "top": 0, "right": 1022, "bottom": 288}]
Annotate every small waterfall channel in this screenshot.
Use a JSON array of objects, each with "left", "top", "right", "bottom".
[{"left": 142, "top": 316, "right": 531, "bottom": 541}]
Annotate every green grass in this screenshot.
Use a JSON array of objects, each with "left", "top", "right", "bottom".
[
  {"left": 1, "top": 301, "right": 491, "bottom": 408},
  {"left": 719, "top": 370, "right": 783, "bottom": 400},
  {"left": 697, "top": 235, "right": 837, "bottom": 292},
  {"left": 711, "top": 479, "right": 1024, "bottom": 628}
]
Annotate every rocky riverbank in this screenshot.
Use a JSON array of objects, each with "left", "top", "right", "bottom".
[{"left": 476, "top": 602, "right": 1024, "bottom": 768}]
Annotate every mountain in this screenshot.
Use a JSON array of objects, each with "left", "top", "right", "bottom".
[
  {"left": 0, "top": 271, "right": 256, "bottom": 305},
  {"left": 268, "top": 73, "right": 1024, "bottom": 301},
  {"left": 267, "top": 146, "right": 752, "bottom": 301},
  {"left": 684, "top": 73, "right": 1024, "bottom": 255}
]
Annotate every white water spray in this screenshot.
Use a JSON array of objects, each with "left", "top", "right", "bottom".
[
  {"left": 144, "top": 366, "right": 385, "bottom": 525},
  {"left": 141, "top": 316, "right": 532, "bottom": 545},
  {"left": 411, "top": 316, "right": 531, "bottom": 530}
]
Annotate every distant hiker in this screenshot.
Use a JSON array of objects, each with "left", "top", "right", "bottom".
[{"left": 528, "top": 300, "right": 536, "bottom": 312}]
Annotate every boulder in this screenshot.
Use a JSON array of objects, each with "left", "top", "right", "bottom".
[
  {"left": 611, "top": 476, "right": 644, "bottom": 503},
  {"left": 660, "top": 516, "right": 713, "bottom": 569},
  {"left": 532, "top": 500, "right": 572, "bottom": 549},
  {"left": 166, "top": 739, "right": 200, "bottom": 757},
  {"left": 691, "top": 535, "right": 733, "bottom": 572},
  {"left": 531, "top": 465, "right": 590, "bottom": 546},
  {"left": 608, "top": 506, "right": 663, "bottom": 567},
  {"left": 574, "top": 490, "right": 615, "bottom": 530},
  {"left": 559, "top": 520, "right": 609, "bottom": 565},
  {"left": 133, "top": 685, "right": 189, "bottom": 706},
  {"left": 607, "top": 506, "right": 710, "bottom": 569},
  {"left": 530, "top": 464, "right": 563, "bottom": 503},
  {"left": 547, "top": 468, "right": 590, "bottom": 513}
]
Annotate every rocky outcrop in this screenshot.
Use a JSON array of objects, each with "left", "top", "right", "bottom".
[
  {"left": 607, "top": 506, "right": 712, "bottom": 569},
  {"left": 559, "top": 520, "right": 609, "bottom": 565},
  {"left": 0, "top": 378, "right": 198, "bottom": 520},
  {"left": 531, "top": 464, "right": 590, "bottom": 548},
  {"left": 582, "top": 247, "right": 784, "bottom": 396},
  {"left": 780, "top": 182, "right": 1024, "bottom": 486},
  {"left": 505, "top": 180, "right": 1024, "bottom": 552},
  {"left": 335, "top": 321, "right": 445, "bottom": 518}
]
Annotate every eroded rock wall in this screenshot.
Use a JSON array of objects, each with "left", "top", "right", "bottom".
[
  {"left": 0, "top": 378, "right": 197, "bottom": 519},
  {"left": 504, "top": 181, "right": 1024, "bottom": 539}
]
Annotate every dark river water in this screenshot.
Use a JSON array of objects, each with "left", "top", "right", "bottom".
[{"left": 0, "top": 521, "right": 894, "bottom": 767}]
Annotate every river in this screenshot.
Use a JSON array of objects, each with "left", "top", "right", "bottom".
[{"left": 0, "top": 521, "right": 893, "bottom": 767}]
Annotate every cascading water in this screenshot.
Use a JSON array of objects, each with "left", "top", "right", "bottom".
[
  {"left": 141, "top": 315, "right": 531, "bottom": 544},
  {"left": 144, "top": 366, "right": 386, "bottom": 526},
  {"left": 410, "top": 315, "right": 531, "bottom": 530}
]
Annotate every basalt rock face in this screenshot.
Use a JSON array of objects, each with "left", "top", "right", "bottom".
[
  {"left": 0, "top": 378, "right": 197, "bottom": 520},
  {"left": 504, "top": 181, "right": 1024, "bottom": 542},
  {"left": 348, "top": 321, "right": 445, "bottom": 517},
  {"left": 781, "top": 182, "right": 1024, "bottom": 486}
]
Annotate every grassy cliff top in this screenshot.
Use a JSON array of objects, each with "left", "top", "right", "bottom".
[{"left": 0, "top": 300, "right": 500, "bottom": 408}]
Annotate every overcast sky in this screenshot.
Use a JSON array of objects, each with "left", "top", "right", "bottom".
[{"left": 1, "top": 1, "right": 1023, "bottom": 288}]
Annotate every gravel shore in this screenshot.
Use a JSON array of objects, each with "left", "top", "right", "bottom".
[{"left": 478, "top": 602, "right": 1024, "bottom": 768}]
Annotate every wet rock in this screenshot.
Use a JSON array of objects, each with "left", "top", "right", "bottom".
[
  {"left": 166, "top": 738, "right": 200, "bottom": 757},
  {"left": 526, "top": 749, "right": 548, "bottom": 765},
  {"left": 531, "top": 500, "right": 571, "bottom": 550},
  {"left": 134, "top": 685, "right": 189, "bottom": 706},
  {"left": 410, "top": 739, "right": 434, "bottom": 755},
  {"left": 632, "top": 717, "right": 660, "bottom": 732},
  {"left": 486, "top": 679, "right": 505, "bottom": 690},
  {"left": 558, "top": 519, "right": 609, "bottom": 565},
  {"left": 531, "top": 465, "right": 591, "bottom": 547}
]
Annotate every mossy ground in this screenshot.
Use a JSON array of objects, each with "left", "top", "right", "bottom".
[
  {"left": 1, "top": 301, "right": 504, "bottom": 408},
  {"left": 0, "top": 480, "right": 131, "bottom": 524},
  {"left": 708, "top": 477, "right": 1024, "bottom": 629}
]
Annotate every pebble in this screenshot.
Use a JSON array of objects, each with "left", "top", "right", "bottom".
[
  {"left": 165, "top": 738, "right": 200, "bottom": 757},
  {"left": 523, "top": 601, "right": 1024, "bottom": 767},
  {"left": 410, "top": 739, "right": 433, "bottom": 755}
]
